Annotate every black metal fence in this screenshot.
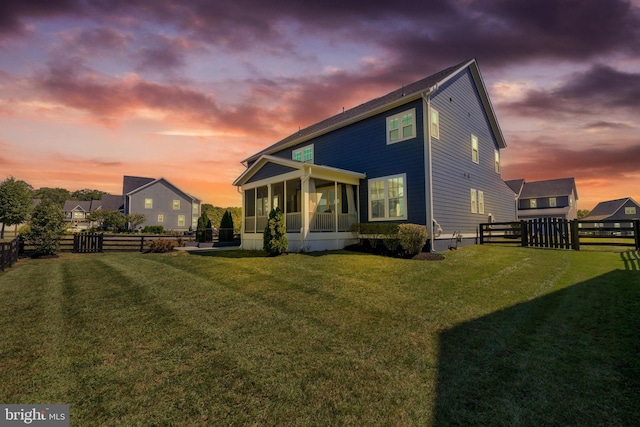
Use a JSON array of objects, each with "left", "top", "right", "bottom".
[{"left": 480, "top": 219, "right": 640, "bottom": 250}]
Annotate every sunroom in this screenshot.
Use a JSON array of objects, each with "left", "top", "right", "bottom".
[{"left": 233, "top": 155, "right": 366, "bottom": 252}]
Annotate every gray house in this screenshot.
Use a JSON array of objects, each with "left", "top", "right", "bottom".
[
  {"left": 506, "top": 177, "right": 578, "bottom": 220},
  {"left": 63, "top": 195, "right": 125, "bottom": 230},
  {"left": 234, "top": 59, "right": 516, "bottom": 251},
  {"left": 582, "top": 197, "right": 640, "bottom": 222},
  {"left": 123, "top": 176, "right": 201, "bottom": 232}
]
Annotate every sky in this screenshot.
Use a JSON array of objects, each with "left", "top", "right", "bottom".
[{"left": 1, "top": 0, "right": 639, "bottom": 211}]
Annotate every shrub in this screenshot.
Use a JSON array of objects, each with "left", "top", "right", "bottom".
[
  {"left": 196, "top": 213, "right": 212, "bottom": 243},
  {"left": 24, "top": 198, "right": 64, "bottom": 257},
  {"left": 398, "top": 224, "right": 429, "bottom": 256},
  {"left": 146, "top": 238, "right": 181, "bottom": 253},
  {"left": 142, "top": 225, "right": 164, "bottom": 234},
  {"left": 350, "top": 222, "right": 400, "bottom": 235},
  {"left": 219, "top": 210, "right": 235, "bottom": 242},
  {"left": 263, "top": 207, "right": 287, "bottom": 256}
]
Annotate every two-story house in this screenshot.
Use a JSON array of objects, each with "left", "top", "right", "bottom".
[
  {"left": 506, "top": 177, "right": 578, "bottom": 220},
  {"left": 123, "top": 176, "right": 201, "bottom": 232},
  {"left": 63, "top": 195, "right": 124, "bottom": 230},
  {"left": 581, "top": 197, "right": 640, "bottom": 234},
  {"left": 233, "top": 59, "right": 516, "bottom": 251}
]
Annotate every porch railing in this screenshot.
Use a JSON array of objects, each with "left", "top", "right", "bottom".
[{"left": 244, "top": 213, "right": 357, "bottom": 233}]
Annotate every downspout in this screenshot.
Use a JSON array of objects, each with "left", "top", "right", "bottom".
[{"left": 422, "top": 90, "right": 436, "bottom": 252}]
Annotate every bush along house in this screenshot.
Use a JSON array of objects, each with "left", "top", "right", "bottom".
[{"left": 233, "top": 59, "right": 516, "bottom": 252}]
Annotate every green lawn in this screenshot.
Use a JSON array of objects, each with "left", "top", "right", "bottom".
[{"left": 1, "top": 246, "right": 638, "bottom": 426}]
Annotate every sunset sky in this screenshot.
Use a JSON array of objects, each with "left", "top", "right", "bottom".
[{"left": 1, "top": 0, "right": 639, "bottom": 210}]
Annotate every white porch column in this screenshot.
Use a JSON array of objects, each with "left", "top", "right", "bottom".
[
  {"left": 334, "top": 181, "right": 339, "bottom": 233},
  {"left": 301, "top": 174, "right": 310, "bottom": 244}
]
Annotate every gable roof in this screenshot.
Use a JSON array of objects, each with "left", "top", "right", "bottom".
[
  {"left": 123, "top": 175, "right": 155, "bottom": 194},
  {"left": 505, "top": 179, "right": 525, "bottom": 196},
  {"left": 584, "top": 197, "right": 640, "bottom": 220},
  {"left": 233, "top": 155, "right": 366, "bottom": 187},
  {"left": 98, "top": 194, "right": 125, "bottom": 211},
  {"left": 63, "top": 200, "right": 93, "bottom": 212},
  {"left": 517, "top": 178, "right": 578, "bottom": 200},
  {"left": 125, "top": 177, "right": 200, "bottom": 202},
  {"left": 243, "top": 58, "right": 505, "bottom": 164}
]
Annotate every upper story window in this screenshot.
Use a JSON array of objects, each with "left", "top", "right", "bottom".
[
  {"left": 192, "top": 203, "right": 199, "bottom": 214},
  {"left": 387, "top": 109, "right": 416, "bottom": 144},
  {"left": 368, "top": 174, "right": 407, "bottom": 221},
  {"left": 530, "top": 199, "right": 537, "bottom": 208},
  {"left": 292, "top": 144, "right": 313, "bottom": 163},
  {"left": 494, "top": 150, "right": 500, "bottom": 173},
  {"left": 145, "top": 198, "right": 153, "bottom": 209},
  {"left": 549, "top": 197, "right": 557, "bottom": 207},
  {"left": 430, "top": 108, "right": 440, "bottom": 139},
  {"left": 173, "top": 200, "right": 180, "bottom": 210},
  {"left": 625, "top": 207, "right": 637, "bottom": 215},
  {"left": 470, "top": 189, "right": 477, "bottom": 213},
  {"left": 471, "top": 135, "right": 479, "bottom": 164}
]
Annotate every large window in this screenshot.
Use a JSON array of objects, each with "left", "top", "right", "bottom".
[
  {"left": 471, "top": 135, "right": 479, "bottom": 164},
  {"left": 292, "top": 144, "right": 313, "bottom": 163},
  {"left": 431, "top": 108, "right": 440, "bottom": 139},
  {"left": 145, "top": 198, "right": 153, "bottom": 209},
  {"left": 387, "top": 109, "right": 416, "bottom": 144},
  {"left": 625, "top": 207, "right": 637, "bottom": 215},
  {"left": 368, "top": 174, "right": 407, "bottom": 220}
]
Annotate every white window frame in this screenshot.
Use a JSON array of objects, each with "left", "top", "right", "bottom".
[
  {"left": 549, "top": 197, "right": 557, "bottom": 207},
  {"left": 158, "top": 214, "right": 164, "bottom": 223},
  {"left": 471, "top": 134, "right": 479, "bottom": 164},
  {"left": 192, "top": 203, "right": 199, "bottom": 214},
  {"left": 173, "top": 200, "right": 180, "bottom": 210},
  {"left": 386, "top": 108, "right": 416, "bottom": 144},
  {"left": 145, "top": 198, "right": 153, "bottom": 209},
  {"left": 625, "top": 207, "right": 636, "bottom": 215},
  {"left": 292, "top": 144, "right": 314, "bottom": 163},
  {"left": 177, "top": 215, "right": 186, "bottom": 227},
  {"left": 478, "top": 191, "right": 485, "bottom": 214},
  {"left": 471, "top": 189, "right": 477, "bottom": 214},
  {"left": 368, "top": 173, "right": 408, "bottom": 221},
  {"left": 530, "top": 199, "right": 537, "bottom": 208},
  {"left": 430, "top": 108, "right": 440, "bottom": 140},
  {"left": 494, "top": 150, "right": 500, "bottom": 173}
]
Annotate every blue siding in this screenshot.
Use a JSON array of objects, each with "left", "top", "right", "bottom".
[
  {"left": 246, "top": 162, "right": 297, "bottom": 184},
  {"left": 275, "top": 99, "right": 427, "bottom": 224},
  {"left": 430, "top": 69, "right": 515, "bottom": 238}
]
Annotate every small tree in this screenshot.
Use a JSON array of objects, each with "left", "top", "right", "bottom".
[
  {"left": 263, "top": 207, "right": 287, "bottom": 256},
  {"left": 219, "top": 210, "right": 235, "bottom": 242},
  {"left": 125, "top": 213, "right": 146, "bottom": 232},
  {"left": 25, "top": 198, "right": 64, "bottom": 257},
  {"left": 87, "top": 209, "right": 125, "bottom": 232},
  {"left": 0, "top": 177, "right": 34, "bottom": 239},
  {"left": 196, "top": 212, "right": 212, "bottom": 243}
]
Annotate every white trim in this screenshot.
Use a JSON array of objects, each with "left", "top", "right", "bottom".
[
  {"left": 471, "top": 189, "right": 477, "bottom": 214},
  {"left": 292, "top": 144, "right": 314, "bottom": 163},
  {"left": 478, "top": 190, "right": 485, "bottom": 214},
  {"left": 430, "top": 107, "right": 440, "bottom": 140}
]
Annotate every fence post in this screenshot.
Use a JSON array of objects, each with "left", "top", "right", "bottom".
[
  {"left": 571, "top": 219, "right": 580, "bottom": 250},
  {"left": 520, "top": 220, "right": 527, "bottom": 247},
  {"left": 479, "top": 224, "right": 485, "bottom": 244},
  {"left": 140, "top": 236, "right": 145, "bottom": 252},
  {"left": 634, "top": 220, "right": 640, "bottom": 251}
]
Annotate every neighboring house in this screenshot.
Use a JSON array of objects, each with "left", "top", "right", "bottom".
[
  {"left": 581, "top": 198, "right": 640, "bottom": 234},
  {"left": 233, "top": 58, "right": 516, "bottom": 251},
  {"left": 506, "top": 177, "right": 578, "bottom": 220},
  {"left": 123, "top": 176, "right": 201, "bottom": 231},
  {"left": 63, "top": 195, "right": 125, "bottom": 230}
]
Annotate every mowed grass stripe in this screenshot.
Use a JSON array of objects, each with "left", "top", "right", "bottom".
[{"left": 97, "top": 252, "right": 436, "bottom": 424}]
